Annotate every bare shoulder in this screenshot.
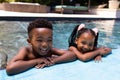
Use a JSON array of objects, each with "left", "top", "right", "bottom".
[
  {"left": 18, "top": 46, "right": 31, "bottom": 55},
  {"left": 69, "top": 46, "right": 76, "bottom": 51},
  {"left": 10, "top": 46, "right": 31, "bottom": 62}
]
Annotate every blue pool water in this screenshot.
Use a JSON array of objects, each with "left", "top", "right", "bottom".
[
  {"left": 0, "top": 20, "right": 120, "bottom": 61},
  {"left": 53, "top": 20, "right": 120, "bottom": 49}
]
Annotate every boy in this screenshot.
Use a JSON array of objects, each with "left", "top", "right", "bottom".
[{"left": 6, "top": 19, "right": 76, "bottom": 75}]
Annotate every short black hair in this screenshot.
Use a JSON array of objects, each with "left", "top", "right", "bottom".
[{"left": 27, "top": 18, "right": 53, "bottom": 38}]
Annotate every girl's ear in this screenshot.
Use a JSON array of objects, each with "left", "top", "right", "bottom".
[
  {"left": 78, "top": 23, "right": 85, "bottom": 31},
  {"left": 92, "top": 28, "right": 98, "bottom": 35},
  {"left": 75, "top": 38, "right": 78, "bottom": 44}
]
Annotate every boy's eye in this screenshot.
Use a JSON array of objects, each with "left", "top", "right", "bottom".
[
  {"left": 47, "top": 37, "right": 52, "bottom": 42},
  {"left": 48, "top": 39, "right": 52, "bottom": 42},
  {"left": 37, "top": 39, "right": 43, "bottom": 42},
  {"left": 36, "top": 39, "right": 52, "bottom": 42}
]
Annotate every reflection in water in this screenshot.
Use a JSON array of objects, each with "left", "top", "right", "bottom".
[
  {"left": 0, "top": 21, "right": 28, "bottom": 61},
  {"left": 89, "top": 20, "right": 120, "bottom": 48},
  {"left": 88, "top": 20, "right": 113, "bottom": 48},
  {"left": 0, "top": 20, "right": 120, "bottom": 61},
  {"left": 53, "top": 20, "right": 120, "bottom": 49}
]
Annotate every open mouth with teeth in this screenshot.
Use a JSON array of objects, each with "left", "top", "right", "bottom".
[{"left": 40, "top": 48, "right": 50, "bottom": 55}]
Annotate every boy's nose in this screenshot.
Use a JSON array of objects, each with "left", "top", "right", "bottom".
[{"left": 42, "top": 42, "right": 48, "bottom": 48}]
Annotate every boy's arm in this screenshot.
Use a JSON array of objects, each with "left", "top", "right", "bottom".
[
  {"left": 69, "top": 46, "right": 111, "bottom": 62},
  {"left": 6, "top": 47, "right": 44, "bottom": 75},
  {"left": 51, "top": 47, "right": 66, "bottom": 55},
  {"left": 52, "top": 49, "right": 76, "bottom": 64},
  {"left": 34, "top": 49, "right": 76, "bottom": 68}
]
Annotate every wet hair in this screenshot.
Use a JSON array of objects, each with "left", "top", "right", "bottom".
[
  {"left": 68, "top": 25, "right": 99, "bottom": 48},
  {"left": 27, "top": 18, "right": 53, "bottom": 38}
]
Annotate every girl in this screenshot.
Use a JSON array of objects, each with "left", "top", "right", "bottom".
[{"left": 68, "top": 24, "right": 111, "bottom": 62}]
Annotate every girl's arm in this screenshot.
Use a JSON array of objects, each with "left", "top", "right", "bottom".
[
  {"left": 69, "top": 46, "right": 111, "bottom": 62},
  {"left": 94, "top": 55, "right": 102, "bottom": 62}
]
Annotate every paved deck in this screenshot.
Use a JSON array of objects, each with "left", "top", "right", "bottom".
[{"left": 0, "top": 9, "right": 120, "bottom": 21}]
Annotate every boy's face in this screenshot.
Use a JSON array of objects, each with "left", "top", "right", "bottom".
[
  {"left": 28, "top": 28, "right": 52, "bottom": 56},
  {"left": 75, "top": 32, "right": 95, "bottom": 53}
]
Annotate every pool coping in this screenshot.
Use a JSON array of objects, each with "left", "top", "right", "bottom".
[{"left": 0, "top": 9, "right": 120, "bottom": 21}]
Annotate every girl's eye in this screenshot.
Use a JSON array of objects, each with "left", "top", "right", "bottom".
[{"left": 81, "top": 41, "right": 86, "bottom": 45}]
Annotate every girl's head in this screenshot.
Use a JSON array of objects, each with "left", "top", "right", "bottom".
[
  {"left": 27, "top": 18, "right": 53, "bottom": 56},
  {"left": 69, "top": 24, "right": 99, "bottom": 53}
]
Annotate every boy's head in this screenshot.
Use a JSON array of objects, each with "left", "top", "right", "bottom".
[
  {"left": 27, "top": 19, "right": 53, "bottom": 56},
  {"left": 28, "top": 19, "right": 53, "bottom": 39}
]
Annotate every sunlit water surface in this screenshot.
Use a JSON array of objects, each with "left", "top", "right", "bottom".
[{"left": 0, "top": 20, "right": 120, "bottom": 61}]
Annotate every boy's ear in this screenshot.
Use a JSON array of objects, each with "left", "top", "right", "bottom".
[
  {"left": 92, "top": 28, "right": 98, "bottom": 35},
  {"left": 78, "top": 23, "right": 85, "bottom": 31},
  {"left": 27, "top": 38, "right": 31, "bottom": 44}
]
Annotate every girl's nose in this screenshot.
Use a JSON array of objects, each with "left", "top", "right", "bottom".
[
  {"left": 84, "top": 45, "right": 88, "bottom": 49},
  {"left": 83, "top": 45, "right": 89, "bottom": 51}
]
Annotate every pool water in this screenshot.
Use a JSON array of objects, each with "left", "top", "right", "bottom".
[
  {"left": 0, "top": 20, "right": 120, "bottom": 61},
  {"left": 53, "top": 20, "right": 120, "bottom": 49}
]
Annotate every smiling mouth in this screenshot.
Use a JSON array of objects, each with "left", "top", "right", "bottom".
[
  {"left": 40, "top": 48, "right": 49, "bottom": 53},
  {"left": 80, "top": 48, "right": 88, "bottom": 53},
  {"left": 41, "top": 49, "right": 47, "bottom": 52}
]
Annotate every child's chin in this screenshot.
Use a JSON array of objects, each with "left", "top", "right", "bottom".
[
  {"left": 40, "top": 52, "right": 48, "bottom": 56},
  {"left": 39, "top": 50, "right": 50, "bottom": 56}
]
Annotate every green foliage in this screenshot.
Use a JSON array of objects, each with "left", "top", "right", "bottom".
[
  {"left": 0, "top": 0, "right": 16, "bottom": 2},
  {"left": 0, "top": 0, "right": 4, "bottom": 3}
]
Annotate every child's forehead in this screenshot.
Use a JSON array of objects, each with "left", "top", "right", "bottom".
[
  {"left": 79, "top": 33, "right": 95, "bottom": 43},
  {"left": 31, "top": 28, "right": 52, "bottom": 35},
  {"left": 80, "top": 32, "right": 95, "bottom": 38},
  {"left": 32, "top": 28, "right": 52, "bottom": 32}
]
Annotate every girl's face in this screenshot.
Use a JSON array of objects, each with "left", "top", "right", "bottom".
[
  {"left": 75, "top": 32, "right": 95, "bottom": 53},
  {"left": 28, "top": 28, "right": 52, "bottom": 56}
]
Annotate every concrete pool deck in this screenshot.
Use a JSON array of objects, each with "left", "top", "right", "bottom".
[{"left": 0, "top": 9, "right": 120, "bottom": 21}]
